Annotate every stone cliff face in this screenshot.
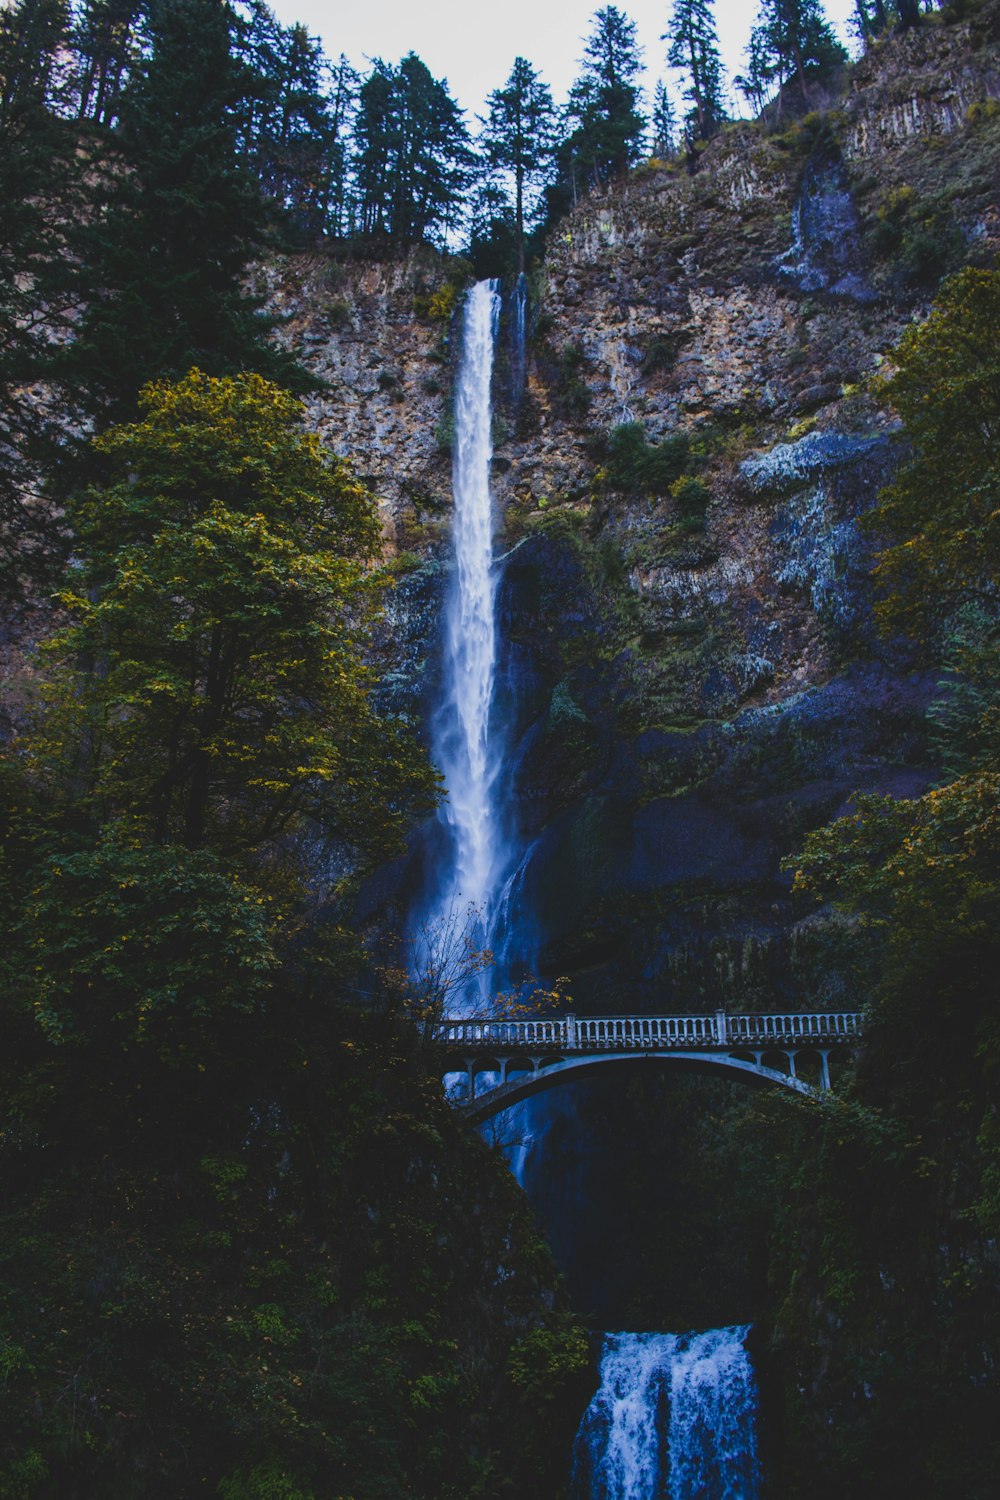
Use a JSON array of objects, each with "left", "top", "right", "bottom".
[{"left": 277, "top": 4, "right": 1000, "bottom": 1016}]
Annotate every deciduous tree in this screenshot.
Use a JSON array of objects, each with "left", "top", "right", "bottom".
[
  {"left": 868, "top": 268, "right": 1000, "bottom": 637},
  {"left": 31, "top": 370, "right": 435, "bottom": 861}
]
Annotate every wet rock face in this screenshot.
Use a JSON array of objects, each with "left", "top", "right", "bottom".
[{"left": 279, "top": 8, "right": 1000, "bottom": 993}]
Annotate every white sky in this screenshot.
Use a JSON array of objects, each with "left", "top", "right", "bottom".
[{"left": 267, "top": 0, "right": 859, "bottom": 121}]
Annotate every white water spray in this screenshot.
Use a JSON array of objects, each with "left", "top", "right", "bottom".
[{"left": 572, "top": 1327, "right": 761, "bottom": 1500}]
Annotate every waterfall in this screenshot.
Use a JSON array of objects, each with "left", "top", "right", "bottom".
[
  {"left": 420, "top": 279, "right": 506, "bottom": 1012},
  {"left": 572, "top": 1327, "right": 761, "bottom": 1500}
]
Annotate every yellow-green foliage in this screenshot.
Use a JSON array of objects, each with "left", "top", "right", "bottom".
[
  {"left": 508, "top": 1326, "right": 591, "bottom": 1405},
  {"left": 26, "top": 369, "right": 435, "bottom": 862},
  {"left": 869, "top": 267, "right": 1000, "bottom": 636}
]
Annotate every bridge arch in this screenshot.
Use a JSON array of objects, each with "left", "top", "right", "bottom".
[{"left": 457, "top": 1050, "right": 818, "bottom": 1125}]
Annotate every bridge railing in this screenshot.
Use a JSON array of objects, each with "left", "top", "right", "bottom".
[
  {"left": 432, "top": 1017, "right": 566, "bottom": 1049},
  {"left": 431, "top": 1011, "right": 864, "bottom": 1052},
  {"left": 726, "top": 1012, "right": 863, "bottom": 1043},
  {"left": 576, "top": 1015, "right": 716, "bottom": 1046}
]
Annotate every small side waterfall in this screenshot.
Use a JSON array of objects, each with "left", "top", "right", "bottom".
[
  {"left": 572, "top": 1327, "right": 761, "bottom": 1500},
  {"left": 420, "top": 279, "right": 507, "bottom": 1010},
  {"left": 511, "top": 271, "right": 528, "bottom": 405}
]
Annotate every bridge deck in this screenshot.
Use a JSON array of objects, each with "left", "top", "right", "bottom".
[{"left": 432, "top": 1010, "right": 864, "bottom": 1054}]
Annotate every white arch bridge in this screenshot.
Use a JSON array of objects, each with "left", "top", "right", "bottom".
[{"left": 431, "top": 1011, "right": 865, "bottom": 1123}]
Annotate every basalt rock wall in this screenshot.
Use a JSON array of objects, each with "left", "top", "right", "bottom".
[{"left": 277, "top": 6, "right": 1000, "bottom": 1014}]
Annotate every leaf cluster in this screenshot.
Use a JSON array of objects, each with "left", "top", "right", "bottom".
[{"left": 868, "top": 267, "right": 1000, "bottom": 637}]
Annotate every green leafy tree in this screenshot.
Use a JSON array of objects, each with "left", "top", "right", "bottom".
[
  {"left": 775, "top": 265, "right": 1000, "bottom": 1496},
  {"left": 664, "top": 0, "right": 726, "bottom": 141},
  {"left": 29, "top": 369, "right": 435, "bottom": 860},
  {"left": 867, "top": 268, "right": 1000, "bottom": 638},
  {"left": 791, "top": 270, "right": 1000, "bottom": 1054},
  {"left": 480, "top": 56, "right": 557, "bottom": 272},
  {"left": 10, "top": 829, "right": 279, "bottom": 1061}
]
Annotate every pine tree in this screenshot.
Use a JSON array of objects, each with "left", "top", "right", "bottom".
[
  {"left": 354, "top": 53, "right": 472, "bottom": 248},
  {"left": 70, "top": 0, "right": 142, "bottom": 126},
  {"left": 734, "top": 27, "right": 774, "bottom": 115},
  {"left": 651, "top": 80, "right": 678, "bottom": 157},
  {"left": 0, "top": 0, "right": 78, "bottom": 592},
  {"left": 564, "top": 5, "right": 646, "bottom": 188},
  {"left": 59, "top": 0, "right": 299, "bottom": 437},
  {"left": 664, "top": 0, "right": 726, "bottom": 141},
  {"left": 748, "top": 0, "right": 847, "bottom": 107},
  {"left": 480, "top": 57, "right": 557, "bottom": 272},
  {"left": 232, "top": 2, "right": 354, "bottom": 238}
]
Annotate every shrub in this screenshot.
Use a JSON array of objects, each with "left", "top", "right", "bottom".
[
  {"left": 327, "top": 298, "right": 351, "bottom": 330},
  {"left": 556, "top": 343, "right": 591, "bottom": 420},
  {"left": 641, "top": 334, "right": 682, "bottom": 375},
  {"left": 869, "top": 186, "right": 965, "bottom": 290},
  {"left": 605, "top": 422, "right": 689, "bottom": 495}
]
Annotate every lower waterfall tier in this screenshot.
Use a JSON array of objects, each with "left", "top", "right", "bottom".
[{"left": 572, "top": 1326, "right": 760, "bottom": 1500}]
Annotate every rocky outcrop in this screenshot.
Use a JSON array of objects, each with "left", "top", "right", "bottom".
[{"left": 272, "top": 6, "right": 1000, "bottom": 1011}]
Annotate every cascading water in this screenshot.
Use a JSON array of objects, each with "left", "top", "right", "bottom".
[
  {"left": 420, "top": 287, "right": 763, "bottom": 1498},
  {"left": 419, "top": 278, "right": 508, "bottom": 1011},
  {"left": 571, "top": 1327, "right": 761, "bottom": 1500}
]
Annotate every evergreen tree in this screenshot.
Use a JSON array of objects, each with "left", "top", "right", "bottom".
[
  {"left": 850, "top": 0, "right": 888, "bottom": 41},
  {"left": 59, "top": 0, "right": 299, "bottom": 437},
  {"left": 480, "top": 57, "right": 557, "bottom": 272},
  {"left": 69, "top": 0, "right": 142, "bottom": 126},
  {"left": 651, "top": 79, "right": 678, "bottom": 157},
  {"left": 563, "top": 5, "right": 646, "bottom": 189},
  {"left": 734, "top": 26, "right": 774, "bottom": 115},
  {"left": 232, "top": 1, "right": 354, "bottom": 238},
  {"left": 0, "top": 0, "right": 77, "bottom": 592},
  {"left": 354, "top": 53, "right": 472, "bottom": 247},
  {"left": 664, "top": 0, "right": 726, "bottom": 141},
  {"left": 748, "top": 0, "right": 847, "bottom": 107}
]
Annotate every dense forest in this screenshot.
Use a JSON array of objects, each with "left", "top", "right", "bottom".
[{"left": 2, "top": 0, "right": 999, "bottom": 1495}]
